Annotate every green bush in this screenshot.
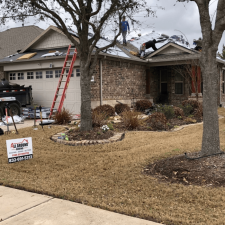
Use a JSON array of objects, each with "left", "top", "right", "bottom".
[
  {"left": 155, "top": 104, "right": 175, "bottom": 120},
  {"left": 135, "top": 100, "right": 152, "bottom": 112},
  {"left": 180, "top": 104, "right": 193, "bottom": 117},
  {"left": 107, "top": 123, "right": 114, "bottom": 131}
]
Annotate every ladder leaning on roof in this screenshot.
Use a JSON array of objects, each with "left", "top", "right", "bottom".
[{"left": 49, "top": 45, "right": 78, "bottom": 118}]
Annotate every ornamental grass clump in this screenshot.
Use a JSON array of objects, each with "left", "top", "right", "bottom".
[
  {"left": 93, "top": 104, "right": 115, "bottom": 117},
  {"left": 92, "top": 110, "right": 106, "bottom": 127},
  {"left": 146, "top": 112, "right": 168, "bottom": 130},
  {"left": 53, "top": 107, "right": 73, "bottom": 124},
  {"left": 115, "top": 103, "right": 130, "bottom": 114},
  {"left": 121, "top": 110, "right": 140, "bottom": 130},
  {"left": 135, "top": 100, "right": 152, "bottom": 112}
]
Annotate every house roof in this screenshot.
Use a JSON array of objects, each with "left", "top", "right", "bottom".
[
  {"left": 20, "top": 25, "right": 79, "bottom": 53},
  {"left": 0, "top": 26, "right": 44, "bottom": 59}
]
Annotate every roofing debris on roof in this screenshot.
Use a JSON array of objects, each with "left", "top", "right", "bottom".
[
  {"left": 17, "top": 52, "right": 37, "bottom": 60},
  {"left": 41, "top": 51, "right": 64, "bottom": 58}
]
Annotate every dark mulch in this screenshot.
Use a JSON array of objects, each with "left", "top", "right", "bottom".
[
  {"left": 67, "top": 127, "right": 114, "bottom": 141},
  {"left": 144, "top": 152, "right": 225, "bottom": 187}
]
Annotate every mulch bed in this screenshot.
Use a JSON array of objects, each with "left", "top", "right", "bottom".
[
  {"left": 144, "top": 152, "right": 225, "bottom": 187},
  {"left": 112, "top": 116, "right": 202, "bottom": 132},
  {"left": 67, "top": 127, "right": 114, "bottom": 141}
]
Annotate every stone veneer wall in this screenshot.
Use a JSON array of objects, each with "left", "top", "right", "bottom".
[
  {"left": 91, "top": 59, "right": 148, "bottom": 108},
  {"left": 0, "top": 67, "right": 5, "bottom": 79}
]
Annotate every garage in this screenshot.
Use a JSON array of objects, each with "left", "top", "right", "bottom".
[{"left": 7, "top": 68, "right": 81, "bottom": 114}]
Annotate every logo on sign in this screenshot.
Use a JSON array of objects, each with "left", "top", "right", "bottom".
[{"left": 10, "top": 139, "right": 29, "bottom": 149}]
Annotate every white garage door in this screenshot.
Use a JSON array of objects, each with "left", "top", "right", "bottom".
[{"left": 8, "top": 69, "right": 81, "bottom": 114}]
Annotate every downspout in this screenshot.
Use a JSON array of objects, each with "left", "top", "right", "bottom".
[{"left": 100, "top": 59, "right": 103, "bottom": 106}]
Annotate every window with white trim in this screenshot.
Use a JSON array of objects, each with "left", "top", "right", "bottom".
[
  {"left": 36, "top": 71, "right": 42, "bottom": 79},
  {"left": 76, "top": 68, "right": 80, "bottom": 77},
  {"left": 18, "top": 72, "right": 24, "bottom": 80},
  {"left": 175, "top": 73, "right": 184, "bottom": 94},
  {"left": 66, "top": 69, "right": 74, "bottom": 77},
  {"left": 27, "top": 72, "right": 34, "bottom": 79},
  {"left": 46, "top": 71, "right": 53, "bottom": 78},
  {"left": 55, "top": 70, "right": 61, "bottom": 78},
  {"left": 9, "top": 73, "right": 16, "bottom": 80}
]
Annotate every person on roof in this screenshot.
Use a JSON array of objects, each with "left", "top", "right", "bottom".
[
  {"left": 121, "top": 16, "right": 130, "bottom": 46},
  {"left": 139, "top": 38, "right": 167, "bottom": 59}
]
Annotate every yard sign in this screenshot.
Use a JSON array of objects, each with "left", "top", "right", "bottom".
[{"left": 6, "top": 137, "right": 33, "bottom": 163}]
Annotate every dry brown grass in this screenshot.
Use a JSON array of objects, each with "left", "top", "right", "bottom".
[{"left": 1, "top": 109, "right": 225, "bottom": 224}]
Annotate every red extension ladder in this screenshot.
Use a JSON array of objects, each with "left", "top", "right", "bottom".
[{"left": 49, "top": 45, "right": 77, "bottom": 117}]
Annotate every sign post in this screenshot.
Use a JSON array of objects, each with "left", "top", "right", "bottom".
[{"left": 6, "top": 137, "right": 33, "bottom": 163}]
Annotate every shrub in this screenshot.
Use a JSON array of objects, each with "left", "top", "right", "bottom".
[
  {"left": 146, "top": 112, "right": 168, "bottom": 130},
  {"left": 179, "top": 104, "right": 193, "bottom": 117},
  {"left": 193, "top": 103, "right": 203, "bottom": 119},
  {"left": 115, "top": 103, "right": 130, "bottom": 114},
  {"left": 53, "top": 107, "right": 73, "bottom": 124},
  {"left": 173, "top": 106, "right": 184, "bottom": 118},
  {"left": 135, "top": 100, "right": 152, "bottom": 112},
  {"left": 92, "top": 110, "right": 106, "bottom": 127},
  {"left": 93, "top": 104, "right": 115, "bottom": 117},
  {"left": 107, "top": 123, "right": 114, "bottom": 130},
  {"left": 182, "top": 100, "right": 200, "bottom": 113},
  {"left": 155, "top": 104, "right": 175, "bottom": 120},
  {"left": 121, "top": 110, "right": 140, "bottom": 130}
]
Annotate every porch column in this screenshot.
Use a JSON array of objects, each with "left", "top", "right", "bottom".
[
  {"left": 197, "top": 66, "right": 201, "bottom": 94},
  {"left": 191, "top": 65, "right": 196, "bottom": 94}
]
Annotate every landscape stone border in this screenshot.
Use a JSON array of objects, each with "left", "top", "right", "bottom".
[{"left": 51, "top": 127, "right": 125, "bottom": 146}]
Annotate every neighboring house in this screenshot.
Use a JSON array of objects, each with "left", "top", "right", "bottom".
[
  {"left": 0, "top": 25, "right": 225, "bottom": 115},
  {"left": 0, "top": 26, "right": 44, "bottom": 79}
]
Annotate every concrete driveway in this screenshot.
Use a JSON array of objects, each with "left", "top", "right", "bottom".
[{"left": 0, "top": 119, "right": 34, "bottom": 132}]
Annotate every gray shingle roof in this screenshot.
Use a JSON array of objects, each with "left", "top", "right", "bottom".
[{"left": 0, "top": 26, "right": 44, "bottom": 59}]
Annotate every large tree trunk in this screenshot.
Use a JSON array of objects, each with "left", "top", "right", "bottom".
[
  {"left": 80, "top": 60, "right": 92, "bottom": 131},
  {"left": 200, "top": 48, "right": 222, "bottom": 156}
]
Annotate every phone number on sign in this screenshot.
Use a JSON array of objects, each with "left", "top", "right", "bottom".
[{"left": 9, "top": 155, "right": 33, "bottom": 163}]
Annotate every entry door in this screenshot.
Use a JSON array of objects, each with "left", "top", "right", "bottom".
[{"left": 161, "top": 83, "right": 167, "bottom": 94}]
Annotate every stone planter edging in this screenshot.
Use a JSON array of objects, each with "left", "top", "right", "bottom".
[{"left": 51, "top": 127, "right": 125, "bottom": 146}]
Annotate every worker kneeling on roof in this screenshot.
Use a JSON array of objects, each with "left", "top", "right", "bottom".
[{"left": 140, "top": 38, "right": 166, "bottom": 59}]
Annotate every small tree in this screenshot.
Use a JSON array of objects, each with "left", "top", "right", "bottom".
[
  {"left": 0, "top": 0, "right": 156, "bottom": 131},
  {"left": 172, "top": 59, "right": 201, "bottom": 101}
]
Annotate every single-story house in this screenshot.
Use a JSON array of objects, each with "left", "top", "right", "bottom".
[{"left": 0, "top": 25, "right": 224, "bottom": 114}]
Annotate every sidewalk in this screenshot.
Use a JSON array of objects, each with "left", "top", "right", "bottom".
[{"left": 0, "top": 186, "right": 162, "bottom": 225}]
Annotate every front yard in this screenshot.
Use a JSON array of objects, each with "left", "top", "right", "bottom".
[{"left": 1, "top": 108, "right": 225, "bottom": 224}]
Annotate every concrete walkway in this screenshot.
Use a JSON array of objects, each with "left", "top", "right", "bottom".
[{"left": 0, "top": 186, "right": 162, "bottom": 225}]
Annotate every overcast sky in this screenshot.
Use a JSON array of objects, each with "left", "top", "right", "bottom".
[{"left": 1, "top": 0, "right": 224, "bottom": 52}]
